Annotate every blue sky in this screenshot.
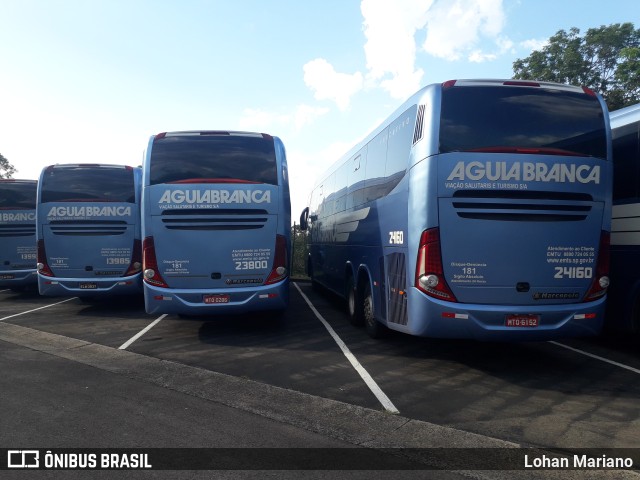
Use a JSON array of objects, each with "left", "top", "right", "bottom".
[{"left": 0, "top": 0, "right": 637, "bottom": 219}]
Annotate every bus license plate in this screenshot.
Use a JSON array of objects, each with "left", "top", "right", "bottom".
[
  {"left": 0, "top": 274, "right": 15, "bottom": 280},
  {"left": 79, "top": 283, "right": 98, "bottom": 289},
  {"left": 203, "top": 294, "right": 230, "bottom": 304},
  {"left": 505, "top": 314, "right": 539, "bottom": 327}
]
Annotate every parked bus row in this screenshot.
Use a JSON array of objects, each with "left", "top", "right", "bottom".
[
  {"left": 1, "top": 80, "right": 638, "bottom": 340},
  {"left": 1, "top": 132, "right": 292, "bottom": 318}
]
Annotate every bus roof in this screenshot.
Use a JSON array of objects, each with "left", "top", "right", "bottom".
[
  {"left": 0, "top": 179, "right": 37, "bottom": 184},
  {"left": 153, "top": 131, "right": 272, "bottom": 140},
  {"left": 610, "top": 102, "right": 640, "bottom": 129},
  {"left": 44, "top": 164, "right": 133, "bottom": 170}
]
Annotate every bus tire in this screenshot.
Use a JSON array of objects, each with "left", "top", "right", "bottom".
[
  {"left": 363, "top": 282, "right": 386, "bottom": 339},
  {"left": 347, "top": 276, "right": 364, "bottom": 326}
]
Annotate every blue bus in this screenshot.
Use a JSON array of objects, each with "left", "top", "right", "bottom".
[
  {"left": 141, "top": 131, "right": 291, "bottom": 316},
  {"left": 36, "top": 164, "right": 142, "bottom": 298},
  {"left": 0, "top": 179, "right": 38, "bottom": 291},
  {"left": 607, "top": 103, "right": 640, "bottom": 333},
  {"left": 300, "top": 79, "right": 612, "bottom": 340}
]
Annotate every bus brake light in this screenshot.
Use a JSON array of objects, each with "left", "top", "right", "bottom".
[
  {"left": 265, "top": 235, "right": 288, "bottom": 285},
  {"left": 415, "top": 228, "right": 457, "bottom": 302},
  {"left": 124, "top": 239, "right": 143, "bottom": 277},
  {"left": 36, "top": 240, "right": 54, "bottom": 277},
  {"left": 583, "top": 231, "right": 610, "bottom": 302},
  {"left": 142, "top": 236, "right": 169, "bottom": 288}
]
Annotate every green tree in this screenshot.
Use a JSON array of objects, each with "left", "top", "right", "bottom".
[
  {"left": 0, "top": 153, "right": 16, "bottom": 179},
  {"left": 513, "top": 23, "right": 640, "bottom": 110}
]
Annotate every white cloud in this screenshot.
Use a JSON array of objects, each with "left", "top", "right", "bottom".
[
  {"left": 303, "top": 58, "right": 364, "bottom": 111},
  {"left": 361, "top": 0, "right": 433, "bottom": 99},
  {"left": 520, "top": 38, "right": 548, "bottom": 52},
  {"left": 301, "top": 0, "right": 512, "bottom": 110},
  {"left": 468, "top": 51, "right": 497, "bottom": 63},
  {"left": 422, "top": 0, "right": 506, "bottom": 61}
]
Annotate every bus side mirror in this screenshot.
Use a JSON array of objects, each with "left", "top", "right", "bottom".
[{"left": 299, "top": 207, "right": 309, "bottom": 231}]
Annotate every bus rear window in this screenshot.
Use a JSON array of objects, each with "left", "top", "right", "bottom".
[
  {"left": 0, "top": 182, "right": 37, "bottom": 209},
  {"left": 41, "top": 167, "right": 135, "bottom": 203},
  {"left": 440, "top": 86, "right": 607, "bottom": 159},
  {"left": 150, "top": 134, "right": 278, "bottom": 185}
]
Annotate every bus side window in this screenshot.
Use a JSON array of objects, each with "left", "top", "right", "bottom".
[
  {"left": 385, "top": 105, "right": 418, "bottom": 192},
  {"left": 347, "top": 148, "right": 367, "bottom": 209},
  {"left": 364, "top": 128, "right": 388, "bottom": 203},
  {"left": 319, "top": 174, "right": 336, "bottom": 219},
  {"left": 334, "top": 163, "right": 349, "bottom": 214}
]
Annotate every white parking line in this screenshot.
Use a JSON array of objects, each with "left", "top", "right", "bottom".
[
  {"left": 0, "top": 297, "right": 78, "bottom": 322},
  {"left": 293, "top": 282, "right": 400, "bottom": 414},
  {"left": 119, "top": 314, "right": 167, "bottom": 350},
  {"left": 550, "top": 341, "right": 640, "bottom": 375}
]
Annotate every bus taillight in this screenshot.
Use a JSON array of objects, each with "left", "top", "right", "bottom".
[
  {"left": 415, "top": 228, "right": 457, "bottom": 302},
  {"left": 265, "top": 235, "right": 288, "bottom": 285},
  {"left": 583, "top": 231, "right": 610, "bottom": 302},
  {"left": 124, "top": 239, "right": 143, "bottom": 277},
  {"left": 142, "top": 236, "right": 169, "bottom": 288},
  {"left": 36, "top": 239, "right": 54, "bottom": 277}
]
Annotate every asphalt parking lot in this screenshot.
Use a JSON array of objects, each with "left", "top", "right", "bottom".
[{"left": 1, "top": 283, "right": 639, "bottom": 477}]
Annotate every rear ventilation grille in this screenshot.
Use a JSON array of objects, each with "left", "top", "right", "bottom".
[
  {"left": 49, "top": 220, "right": 128, "bottom": 236},
  {"left": 0, "top": 225, "right": 36, "bottom": 237},
  {"left": 413, "top": 104, "right": 425, "bottom": 144},
  {"left": 161, "top": 209, "right": 268, "bottom": 231},
  {"left": 452, "top": 190, "right": 593, "bottom": 222}
]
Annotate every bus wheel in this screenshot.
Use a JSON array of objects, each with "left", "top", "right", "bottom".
[
  {"left": 347, "top": 276, "right": 363, "bottom": 326},
  {"left": 363, "top": 282, "right": 386, "bottom": 339}
]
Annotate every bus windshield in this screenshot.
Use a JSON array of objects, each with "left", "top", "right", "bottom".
[
  {"left": 0, "top": 182, "right": 37, "bottom": 209},
  {"left": 440, "top": 86, "right": 607, "bottom": 159},
  {"left": 149, "top": 134, "right": 278, "bottom": 185},
  {"left": 40, "top": 166, "right": 135, "bottom": 203}
]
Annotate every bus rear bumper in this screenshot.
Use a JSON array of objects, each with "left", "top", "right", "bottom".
[
  {"left": 400, "top": 289, "right": 606, "bottom": 341},
  {"left": 0, "top": 270, "right": 37, "bottom": 289},
  {"left": 143, "top": 280, "right": 290, "bottom": 316},
  {"left": 37, "top": 273, "right": 143, "bottom": 297}
]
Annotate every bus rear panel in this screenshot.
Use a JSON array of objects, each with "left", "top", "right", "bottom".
[
  {"left": 142, "top": 131, "right": 291, "bottom": 316},
  {"left": 303, "top": 79, "right": 611, "bottom": 341},
  {"left": 0, "top": 179, "right": 37, "bottom": 290},
  {"left": 36, "top": 164, "right": 142, "bottom": 297}
]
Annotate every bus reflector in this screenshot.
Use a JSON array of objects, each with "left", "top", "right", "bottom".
[
  {"left": 415, "top": 228, "right": 457, "bottom": 302},
  {"left": 36, "top": 240, "right": 54, "bottom": 277},
  {"left": 442, "top": 312, "right": 468, "bottom": 319},
  {"left": 142, "top": 236, "right": 169, "bottom": 288},
  {"left": 265, "top": 235, "right": 288, "bottom": 285},
  {"left": 583, "top": 231, "right": 610, "bottom": 302}
]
